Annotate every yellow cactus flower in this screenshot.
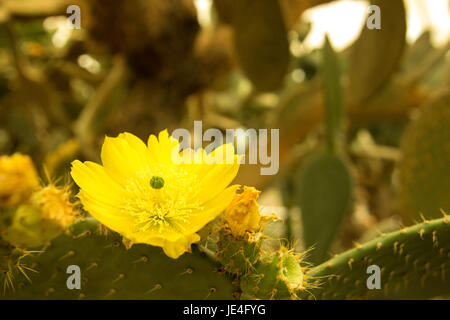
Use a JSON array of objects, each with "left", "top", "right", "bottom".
[
  {"left": 0, "top": 154, "right": 40, "bottom": 208},
  {"left": 223, "top": 186, "right": 262, "bottom": 237},
  {"left": 70, "top": 130, "right": 240, "bottom": 259}
]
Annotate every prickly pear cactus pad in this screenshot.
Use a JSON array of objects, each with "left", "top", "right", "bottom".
[
  {"left": 298, "top": 215, "right": 450, "bottom": 300},
  {"left": 240, "top": 248, "right": 306, "bottom": 300},
  {"left": 2, "top": 219, "right": 237, "bottom": 300}
]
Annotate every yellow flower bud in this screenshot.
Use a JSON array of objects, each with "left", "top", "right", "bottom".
[
  {"left": 1, "top": 184, "right": 77, "bottom": 248},
  {"left": 0, "top": 154, "right": 40, "bottom": 208},
  {"left": 223, "top": 186, "right": 262, "bottom": 237},
  {"left": 32, "top": 184, "right": 78, "bottom": 229}
]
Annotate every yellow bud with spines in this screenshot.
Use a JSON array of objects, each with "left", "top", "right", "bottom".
[{"left": 1, "top": 184, "right": 78, "bottom": 248}]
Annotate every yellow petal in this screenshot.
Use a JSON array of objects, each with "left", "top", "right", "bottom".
[
  {"left": 125, "top": 233, "right": 200, "bottom": 259},
  {"left": 119, "top": 132, "right": 153, "bottom": 165},
  {"left": 78, "top": 191, "right": 134, "bottom": 235},
  {"left": 195, "top": 145, "right": 240, "bottom": 203},
  {"left": 147, "top": 134, "right": 160, "bottom": 160},
  {"left": 71, "top": 160, "right": 124, "bottom": 204},
  {"left": 162, "top": 233, "right": 201, "bottom": 259},
  {"left": 101, "top": 134, "right": 150, "bottom": 183},
  {"left": 147, "top": 129, "right": 181, "bottom": 165},
  {"left": 179, "top": 148, "right": 208, "bottom": 173},
  {"left": 181, "top": 185, "right": 239, "bottom": 234}
]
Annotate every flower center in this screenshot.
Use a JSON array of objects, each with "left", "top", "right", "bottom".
[
  {"left": 122, "top": 168, "right": 202, "bottom": 235},
  {"left": 150, "top": 176, "right": 164, "bottom": 189}
]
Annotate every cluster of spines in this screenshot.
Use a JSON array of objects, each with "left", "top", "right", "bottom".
[
  {"left": 215, "top": 228, "right": 263, "bottom": 276},
  {"left": 0, "top": 242, "right": 39, "bottom": 293},
  {"left": 240, "top": 247, "right": 310, "bottom": 300}
]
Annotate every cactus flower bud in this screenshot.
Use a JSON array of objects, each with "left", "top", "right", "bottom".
[
  {"left": 1, "top": 184, "right": 77, "bottom": 248},
  {"left": 223, "top": 186, "right": 263, "bottom": 237},
  {"left": 0, "top": 154, "right": 39, "bottom": 208}
]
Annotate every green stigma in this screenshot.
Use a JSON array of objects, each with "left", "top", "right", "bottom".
[{"left": 150, "top": 176, "right": 165, "bottom": 189}]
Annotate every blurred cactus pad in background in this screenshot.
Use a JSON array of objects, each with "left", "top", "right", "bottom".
[{"left": 0, "top": 0, "right": 450, "bottom": 300}]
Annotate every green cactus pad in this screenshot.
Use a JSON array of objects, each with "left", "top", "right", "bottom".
[
  {"left": 299, "top": 215, "right": 450, "bottom": 299},
  {"left": 216, "top": 228, "right": 263, "bottom": 276},
  {"left": 2, "top": 218, "right": 237, "bottom": 299},
  {"left": 294, "top": 150, "right": 353, "bottom": 264},
  {"left": 240, "top": 249, "right": 305, "bottom": 300}
]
